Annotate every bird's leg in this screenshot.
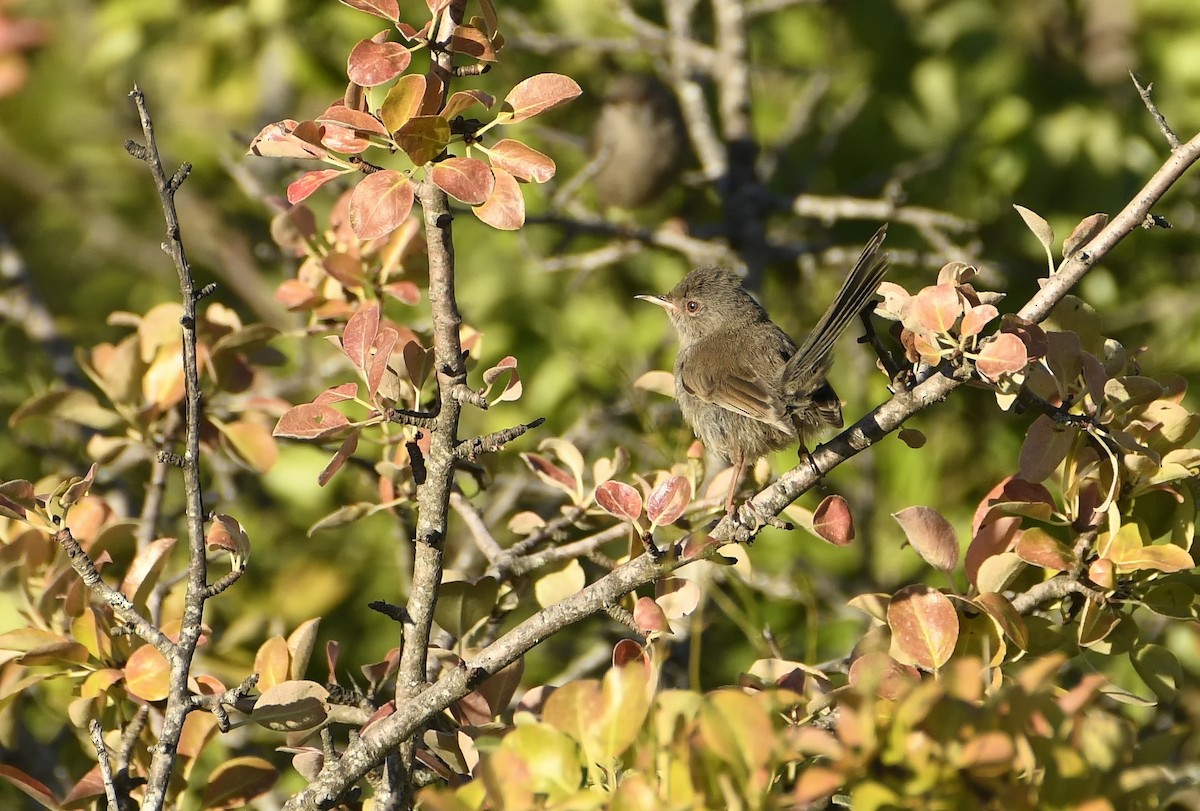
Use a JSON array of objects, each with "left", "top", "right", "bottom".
[
  {"left": 798, "top": 442, "right": 821, "bottom": 476},
  {"left": 725, "top": 451, "right": 746, "bottom": 517}
]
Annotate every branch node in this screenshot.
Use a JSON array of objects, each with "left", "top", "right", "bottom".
[
  {"left": 451, "top": 383, "right": 488, "bottom": 409},
  {"left": 169, "top": 163, "right": 192, "bottom": 193},
  {"left": 194, "top": 282, "right": 218, "bottom": 301}
]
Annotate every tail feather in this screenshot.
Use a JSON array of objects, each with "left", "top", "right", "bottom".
[{"left": 784, "top": 225, "right": 890, "bottom": 394}]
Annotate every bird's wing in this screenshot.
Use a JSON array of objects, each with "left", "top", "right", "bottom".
[{"left": 678, "top": 346, "right": 790, "bottom": 430}]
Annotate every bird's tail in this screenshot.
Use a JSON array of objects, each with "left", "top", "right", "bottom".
[{"left": 783, "top": 225, "right": 890, "bottom": 395}]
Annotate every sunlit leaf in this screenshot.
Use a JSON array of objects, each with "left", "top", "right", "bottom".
[
  {"left": 595, "top": 481, "right": 642, "bottom": 522},
  {"left": 887, "top": 585, "right": 958, "bottom": 670},
  {"left": 430, "top": 157, "right": 495, "bottom": 204},
  {"left": 893, "top": 505, "right": 958, "bottom": 572},
  {"left": 273, "top": 403, "right": 351, "bottom": 440},
  {"left": 347, "top": 34, "right": 411, "bottom": 87},
  {"left": 472, "top": 167, "right": 525, "bottom": 230},
  {"left": 349, "top": 170, "right": 414, "bottom": 240},
  {"left": 498, "top": 73, "right": 582, "bottom": 123},
  {"left": 487, "top": 139, "right": 556, "bottom": 183}
]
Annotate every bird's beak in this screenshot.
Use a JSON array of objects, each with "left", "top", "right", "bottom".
[{"left": 635, "top": 294, "right": 676, "bottom": 313}]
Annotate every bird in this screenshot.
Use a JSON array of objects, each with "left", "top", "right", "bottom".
[
  {"left": 591, "top": 74, "right": 688, "bottom": 209},
  {"left": 638, "top": 226, "right": 890, "bottom": 515}
]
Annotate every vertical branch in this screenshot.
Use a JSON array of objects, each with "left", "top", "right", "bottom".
[
  {"left": 391, "top": 1, "right": 468, "bottom": 807},
  {"left": 125, "top": 86, "right": 210, "bottom": 811}
]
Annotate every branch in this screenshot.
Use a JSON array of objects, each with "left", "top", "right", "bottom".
[{"left": 125, "top": 85, "right": 215, "bottom": 811}]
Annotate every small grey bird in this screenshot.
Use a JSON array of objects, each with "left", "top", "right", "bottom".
[
  {"left": 591, "top": 74, "right": 688, "bottom": 209},
  {"left": 639, "top": 226, "right": 890, "bottom": 514}
]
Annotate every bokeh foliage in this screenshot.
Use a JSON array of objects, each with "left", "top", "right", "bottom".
[{"left": 2, "top": 0, "right": 1200, "bottom": 806}]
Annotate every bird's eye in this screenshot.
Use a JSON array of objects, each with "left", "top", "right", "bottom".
[{"left": 686, "top": 300, "right": 701, "bottom": 313}]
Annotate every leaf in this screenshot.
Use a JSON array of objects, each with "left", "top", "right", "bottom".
[
  {"left": 481, "top": 355, "right": 522, "bottom": 403},
  {"left": 1013, "top": 204, "right": 1055, "bottom": 267},
  {"left": 430, "top": 157, "right": 495, "bottom": 204},
  {"left": 595, "top": 481, "right": 642, "bottom": 522},
  {"left": 450, "top": 23, "right": 497, "bottom": 61},
  {"left": 322, "top": 252, "right": 368, "bottom": 288},
  {"left": 318, "top": 430, "right": 360, "bottom": 487},
  {"left": 247, "top": 119, "right": 328, "bottom": 160},
  {"left": 217, "top": 419, "right": 279, "bottom": 474},
  {"left": 201, "top": 756, "right": 280, "bottom": 810},
  {"left": 1132, "top": 644, "right": 1182, "bottom": 702},
  {"left": 120, "top": 536, "right": 177, "bottom": 604},
  {"left": 379, "top": 74, "right": 427, "bottom": 133},
  {"left": 338, "top": 0, "right": 399, "bottom": 20},
  {"left": 887, "top": 585, "right": 959, "bottom": 671},
  {"left": 646, "top": 476, "right": 690, "bottom": 526},
  {"left": 534, "top": 559, "right": 586, "bottom": 608},
  {"left": 472, "top": 166, "right": 525, "bottom": 230},
  {"left": 0, "top": 766, "right": 60, "bottom": 810},
  {"left": 960, "top": 304, "right": 999, "bottom": 338},
  {"left": 498, "top": 73, "right": 582, "bottom": 123},
  {"left": 1063, "top": 213, "right": 1108, "bottom": 258},
  {"left": 273, "top": 403, "right": 351, "bottom": 440},
  {"left": 394, "top": 115, "right": 450, "bottom": 165},
  {"left": 813, "top": 495, "right": 855, "bottom": 546},
  {"left": 435, "top": 576, "right": 499, "bottom": 637},
  {"left": 908, "top": 284, "right": 963, "bottom": 335},
  {"left": 347, "top": 34, "right": 411, "bottom": 87},
  {"left": 893, "top": 505, "right": 958, "bottom": 572},
  {"left": 487, "top": 139, "right": 556, "bottom": 183},
  {"left": 316, "top": 103, "right": 390, "bottom": 136},
  {"left": 307, "top": 502, "right": 376, "bottom": 535},
  {"left": 1018, "top": 415, "right": 1074, "bottom": 483},
  {"left": 341, "top": 304, "right": 380, "bottom": 373},
  {"left": 368, "top": 327, "right": 399, "bottom": 399},
  {"left": 315, "top": 382, "right": 359, "bottom": 404},
  {"left": 1014, "top": 527, "right": 1076, "bottom": 572},
  {"left": 125, "top": 644, "right": 171, "bottom": 702},
  {"left": 975, "top": 333, "right": 1029, "bottom": 382},
  {"left": 442, "top": 89, "right": 495, "bottom": 118},
  {"left": 633, "top": 370, "right": 674, "bottom": 397},
  {"left": 349, "top": 170, "right": 414, "bottom": 240},
  {"left": 633, "top": 596, "right": 669, "bottom": 634},
  {"left": 254, "top": 636, "right": 291, "bottom": 692},
  {"left": 287, "top": 169, "right": 347, "bottom": 204}
]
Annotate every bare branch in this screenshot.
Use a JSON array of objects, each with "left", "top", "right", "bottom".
[{"left": 1131, "top": 71, "right": 1181, "bottom": 150}]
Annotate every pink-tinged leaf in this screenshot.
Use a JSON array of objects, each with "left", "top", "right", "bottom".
[
  {"left": 62, "top": 765, "right": 106, "bottom": 806},
  {"left": 633, "top": 596, "right": 670, "bottom": 634},
  {"left": 273, "top": 403, "right": 351, "bottom": 440},
  {"left": 396, "top": 20, "right": 431, "bottom": 42},
  {"left": 379, "top": 74, "right": 427, "bottom": 133},
  {"left": 522, "top": 452, "right": 576, "bottom": 495},
  {"left": 430, "top": 157, "right": 495, "bottom": 204},
  {"left": 472, "top": 167, "right": 525, "bottom": 230},
  {"left": 499, "top": 73, "right": 582, "bottom": 123},
  {"left": 887, "top": 585, "right": 959, "bottom": 671},
  {"left": 427, "top": 0, "right": 451, "bottom": 13},
  {"left": 318, "top": 123, "right": 371, "bottom": 154},
  {"left": 909, "top": 284, "right": 963, "bottom": 335},
  {"left": 647, "top": 476, "right": 691, "bottom": 526},
  {"left": 976, "top": 333, "right": 1029, "bottom": 382},
  {"left": 319, "top": 430, "right": 361, "bottom": 487},
  {"left": 1018, "top": 415, "right": 1075, "bottom": 483},
  {"left": 342, "top": 304, "right": 381, "bottom": 373},
  {"left": 247, "top": 119, "right": 328, "bottom": 160},
  {"left": 482, "top": 355, "right": 522, "bottom": 403},
  {"left": 442, "top": 89, "right": 495, "bottom": 118},
  {"left": 893, "top": 505, "right": 959, "bottom": 572},
  {"left": 848, "top": 652, "right": 920, "bottom": 700},
  {"left": 1014, "top": 527, "right": 1077, "bottom": 572},
  {"left": 613, "top": 639, "right": 650, "bottom": 670},
  {"left": 322, "top": 252, "right": 367, "bottom": 288},
  {"left": 1063, "top": 213, "right": 1108, "bottom": 258},
  {"left": 287, "top": 169, "right": 348, "bottom": 205},
  {"left": 270, "top": 205, "right": 316, "bottom": 256},
  {"left": 125, "top": 643, "right": 171, "bottom": 701},
  {"left": 274, "top": 279, "right": 319, "bottom": 311},
  {"left": 960, "top": 304, "right": 999, "bottom": 338},
  {"left": 206, "top": 514, "right": 251, "bottom": 562},
  {"left": 317, "top": 104, "right": 390, "bottom": 136},
  {"left": 813, "top": 495, "right": 855, "bottom": 546},
  {"left": 347, "top": 35, "right": 411, "bottom": 87},
  {"left": 973, "top": 592, "right": 1029, "bottom": 650},
  {"left": 395, "top": 115, "right": 450, "bottom": 165},
  {"left": 0, "top": 765, "right": 60, "bottom": 809},
  {"left": 349, "top": 170, "right": 414, "bottom": 239},
  {"left": 966, "top": 515, "right": 1020, "bottom": 587},
  {"left": 337, "top": 0, "right": 399, "bottom": 20},
  {"left": 314, "top": 382, "right": 359, "bottom": 405},
  {"left": 487, "top": 139, "right": 556, "bottom": 183},
  {"left": 384, "top": 281, "right": 421, "bottom": 305},
  {"left": 119, "top": 536, "right": 177, "bottom": 602},
  {"left": 450, "top": 24, "right": 497, "bottom": 61},
  {"left": 369, "top": 327, "right": 399, "bottom": 399},
  {"left": 595, "top": 481, "right": 643, "bottom": 522}
]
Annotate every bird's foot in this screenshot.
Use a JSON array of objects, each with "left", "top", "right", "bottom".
[{"left": 730, "top": 500, "right": 793, "bottom": 542}]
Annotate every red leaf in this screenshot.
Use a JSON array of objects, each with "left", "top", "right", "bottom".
[
  {"left": 384, "top": 281, "right": 421, "bottom": 305},
  {"left": 499, "top": 73, "right": 582, "bottom": 123},
  {"left": 322, "top": 252, "right": 368, "bottom": 288},
  {"left": 633, "top": 597, "right": 669, "bottom": 633},
  {"left": 887, "top": 585, "right": 959, "bottom": 671},
  {"left": 273, "top": 403, "right": 351, "bottom": 440},
  {"left": 487, "top": 139, "right": 556, "bottom": 183},
  {"left": 0, "top": 765, "right": 61, "bottom": 809},
  {"left": 287, "top": 169, "right": 348, "bottom": 205},
  {"left": 319, "top": 430, "right": 361, "bottom": 487},
  {"left": 338, "top": 0, "right": 399, "bottom": 20},
  {"left": 647, "top": 476, "right": 691, "bottom": 526},
  {"left": 472, "top": 167, "right": 525, "bottom": 230},
  {"left": 960, "top": 304, "right": 999, "bottom": 338},
  {"left": 314, "top": 383, "right": 359, "bottom": 404},
  {"left": 430, "top": 157, "right": 495, "bottom": 204},
  {"left": 595, "top": 481, "right": 643, "bottom": 522},
  {"left": 342, "top": 304, "right": 380, "bottom": 373},
  {"left": 909, "top": 284, "right": 963, "bottom": 335},
  {"left": 274, "top": 279, "right": 319, "bottom": 311},
  {"left": 813, "top": 495, "right": 855, "bottom": 546},
  {"left": 349, "top": 170, "right": 414, "bottom": 239},
  {"left": 347, "top": 35, "right": 411, "bottom": 87}
]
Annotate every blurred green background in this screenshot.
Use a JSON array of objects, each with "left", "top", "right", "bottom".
[{"left": 2, "top": 0, "right": 1200, "bottom": 799}]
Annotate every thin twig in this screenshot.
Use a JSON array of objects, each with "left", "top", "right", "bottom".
[
  {"left": 90, "top": 719, "right": 120, "bottom": 811},
  {"left": 1131, "top": 72, "right": 1180, "bottom": 150}
]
